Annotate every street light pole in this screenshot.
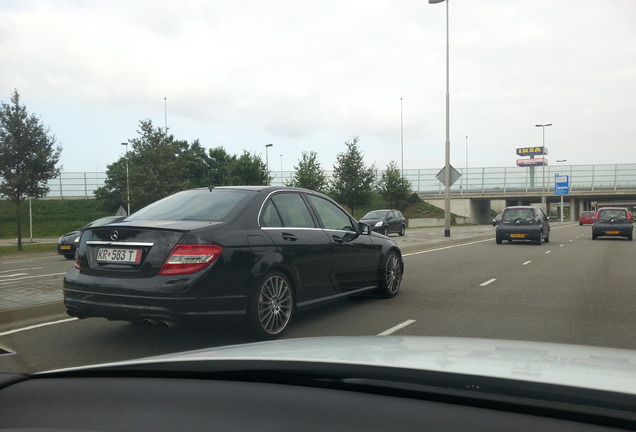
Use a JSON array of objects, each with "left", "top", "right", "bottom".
[
  {"left": 265, "top": 144, "right": 273, "bottom": 185},
  {"left": 400, "top": 97, "right": 404, "bottom": 175},
  {"left": 535, "top": 123, "right": 552, "bottom": 209},
  {"left": 430, "top": 0, "right": 451, "bottom": 237},
  {"left": 121, "top": 142, "right": 130, "bottom": 216}
]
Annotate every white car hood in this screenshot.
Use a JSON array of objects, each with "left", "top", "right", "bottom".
[{"left": 51, "top": 336, "right": 636, "bottom": 396}]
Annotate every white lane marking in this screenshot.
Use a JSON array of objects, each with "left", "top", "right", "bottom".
[
  {"left": 377, "top": 319, "right": 416, "bottom": 336},
  {"left": 0, "top": 318, "right": 77, "bottom": 337},
  {"left": 0, "top": 273, "right": 66, "bottom": 286},
  {"left": 0, "top": 273, "right": 28, "bottom": 279},
  {"left": 545, "top": 250, "right": 552, "bottom": 254},
  {"left": 522, "top": 261, "right": 532, "bottom": 266},
  {"left": 0, "top": 267, "right": 43, "bottom": 274},
  {"left": 480, "top": 279, "right": 496, "bottom": 287},
  {"left": 403, "top": 238, "right": 492, "bottom": 257},
  {"left": 560, "top": 244, "right": 564, "bottom": 247}
]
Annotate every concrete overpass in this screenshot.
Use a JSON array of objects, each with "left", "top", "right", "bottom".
[{"left": 412, "top": 164, "right": 636, "bottom": 224}]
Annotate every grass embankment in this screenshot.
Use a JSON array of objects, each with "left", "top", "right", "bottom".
[{"left": 0, "top": 199, "right": 111, "bottom": 255}]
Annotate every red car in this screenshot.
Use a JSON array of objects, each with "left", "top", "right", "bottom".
[{"left": 579, "top": 211, "right": 595, "bottom": 225}]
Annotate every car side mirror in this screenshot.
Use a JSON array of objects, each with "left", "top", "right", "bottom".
[{"left": 358, "top": 222, "right": 371, "bottom": 235}]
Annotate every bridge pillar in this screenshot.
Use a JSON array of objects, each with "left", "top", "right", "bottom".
[{"left": 571, "top": 198, "right": 581, "bottom": 221}]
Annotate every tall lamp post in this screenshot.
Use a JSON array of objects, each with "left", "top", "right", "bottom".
[
  {"left": 429, "top": 0, "right": 451, "bottom": 237},
  {"left": 265, "top": 143, "right": 273, "bottom": 185},
  {"left": 121, "top": 142, "right": 130, "bottom": 216},
  {"left": 535, "top": 123, "right": 552, "bottom": 208},
  {"left": 400, "top": 97, "right": 404, "bottom": 175}
]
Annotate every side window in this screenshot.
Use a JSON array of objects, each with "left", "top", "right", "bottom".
[
  {"left": 307, "top": 195, "right": 354, "bottom": 231},
  {"left": 269, "top": 193, "right": 316, "bottom": 228},
  {"left": 260, "top": 201, "right": 283, "bottom": 227}
]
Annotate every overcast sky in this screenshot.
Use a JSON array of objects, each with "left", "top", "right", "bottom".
[{"left": 1, "top": 0, "right": 635, "bottom": 175}]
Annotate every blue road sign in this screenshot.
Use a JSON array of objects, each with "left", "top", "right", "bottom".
[{"left": 555, "top": 174, "right": 569, "bottom": 195}]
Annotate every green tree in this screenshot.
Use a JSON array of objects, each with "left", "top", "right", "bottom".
[
  {"left": 286, "top": 151, "right": 328, "bottom": 192},
  {"left": 226, "top": 150, "right": 268, "bottom": 185},
  {"left": 94, "top": 119, "right": 211, "bottom": 212},
  {"left": 377, "top": 161, "right": 412, "bottom": 209},
  {"left": 207, "top": 146, "right": 233, "bottom": 186},
  {"left": 0, "top": 89, "right": 61, "bottom": 250},
  {"left": 330, "top": 136, "right": 376, "bottom": 214}
]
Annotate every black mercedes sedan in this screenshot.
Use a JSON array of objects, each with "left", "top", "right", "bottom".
[{"left": 63, "top": 186, "right": 404, "bottom": 339}]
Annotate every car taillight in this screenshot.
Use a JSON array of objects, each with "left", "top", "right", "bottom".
[{"left": 159, "top": 244, "right": 223, "bottom": 275}]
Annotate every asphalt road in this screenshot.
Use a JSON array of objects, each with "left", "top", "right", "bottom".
[{"left": 1, "top": 223, "right": 635, "bottom": 373}]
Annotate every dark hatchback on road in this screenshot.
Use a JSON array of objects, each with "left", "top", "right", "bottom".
[
  {"left": 592, "top": 207, "right": 633, "bottom": 240},
  {"left": 359, "top": 209, "right": 406, "bottom": 236},
  {"left": 63, "top": 186, "right": 404, "bottom": 339},
  {"left": 56, "top": 216, "right": 126, "bottom": 260},
  {"left": 495, "top": 206, "right": 551, "bottom": 245}
]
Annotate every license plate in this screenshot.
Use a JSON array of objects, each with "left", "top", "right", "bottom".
[
  {"left": 60, "top": 245, "right": 71, "bottom": 250},
  {"left": 606, "top": 230, "right": 620, "bottom": 235},
  {"left": 511, "top": 233, "right": 526, "bottom": 238},
  {"left": 96, "top": 248, "right": 142, "bottom": 264}
]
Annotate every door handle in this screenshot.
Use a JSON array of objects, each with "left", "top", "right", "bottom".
[
  {"left": 332, "top": 235, "right": 344, "bottom": 244},
  {"left": 281, "top": 232, "right": 298, "bottom": 241}
]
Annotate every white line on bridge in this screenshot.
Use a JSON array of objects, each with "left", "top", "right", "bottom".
[
  {"left": 480, "top": 279, "right": 497, "bottom": 287},
  {"left": 0, "top": 318, "right": 77, "bottom": 337},
  {"left": 377, "top": 319, "right": 416, "bottom": 336}
]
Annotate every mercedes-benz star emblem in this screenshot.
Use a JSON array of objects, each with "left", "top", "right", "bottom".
[{"left": 110, "top": 230, "right": 119, "bottom": 241}]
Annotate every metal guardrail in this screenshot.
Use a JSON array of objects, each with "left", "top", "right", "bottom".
[{"left": 39, "top": 164, "right": 636, "bottom": 199}]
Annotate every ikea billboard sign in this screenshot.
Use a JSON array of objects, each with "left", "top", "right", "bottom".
[{"left": 516, "top": 146, "right": 547, "bottom": 156}]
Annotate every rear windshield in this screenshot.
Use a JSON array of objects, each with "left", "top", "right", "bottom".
[
  {"left": 597, "top": 209, "right": 628, "bottom": 222},
  {"left": 502, "top": 208, "right": 535, "bottom": 222},
  {"left": 581, "top": 212, "right": 595, "bottom": 217},
  {"left": 127, "top": 189, "right": 252, "bottom": 222}
]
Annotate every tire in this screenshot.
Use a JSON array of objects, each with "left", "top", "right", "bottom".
[
  {"left": 63, "top": 254, "right": 75, "bottom": 260},
  {"left": 376, "top": 251, "right": 402, "bottom": 298},
  {"left": 399, "top": 225, "right": 406, "bottom": 236},
  {"left": 382, "top": 225, "right": 389, "bottom": 236},
  {"left": 592, "top": 233, "right": 598, "bottom": 240},
  {"left": 247, "top": 271, "right": 294, "bottom": 340},
  {"left": 536, "top": 231, "right": 543, "bottom": 245},
  {"left": 544, "top": 231, "right": 550, "bottom": 243},
  {"left": 496, "top": 236, "right": 502, "bottom": 244}
]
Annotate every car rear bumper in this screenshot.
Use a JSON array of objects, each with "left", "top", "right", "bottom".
[
  {"left": 63, "top": 268, "right": 248, "bottom": 326},
  {"left": 63, "top": 289, "right": 247, "bottom": 326},
  {"left": 592, "top": 223, "right": 633, "bottom": 238},
  {"left": 495, "top": 227, "right": 543, "bottom": 241}
]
